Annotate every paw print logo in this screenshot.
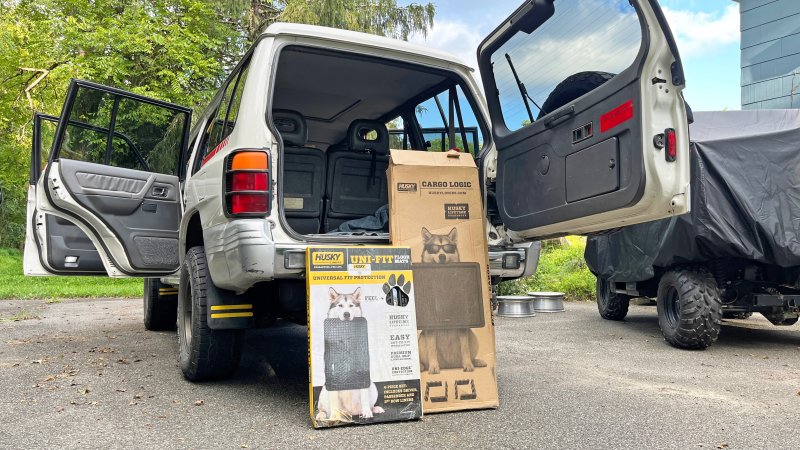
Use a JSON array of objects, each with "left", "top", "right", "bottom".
[{"left": 383, "top": 273, "right": 412, "bottom": 307}]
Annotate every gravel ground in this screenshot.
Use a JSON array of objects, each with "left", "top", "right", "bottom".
[{"left": 1, "top": 298, "right": 799, "bottom": 449}]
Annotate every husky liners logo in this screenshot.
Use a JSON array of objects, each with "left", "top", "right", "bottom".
[
  {"left": 397, "top": 182, "right": 417, "bottom": 192},
  {"left": 312, "top": 252, "right": 344, "bottom": 265},
  {"left": 444, "top": 203, "right": 469, "bottom": 220}
]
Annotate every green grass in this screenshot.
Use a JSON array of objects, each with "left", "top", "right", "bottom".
[
  {"left": 0, "top": 248, "right": 143, "bottom": 300},
  {"left": 499, "top": 236, "right": 597, "bottom": 301}
]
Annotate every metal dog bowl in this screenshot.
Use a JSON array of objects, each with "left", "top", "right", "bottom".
[
  {"left": 496, "top": 295, "right": 536, "bottom": 318},
  {"left": 528, "top": 292, "right": 565, "bottom": 313}
]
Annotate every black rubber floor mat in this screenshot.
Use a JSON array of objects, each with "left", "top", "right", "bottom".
[
  {"left": 413, "top": 262, "right": 485, "bottom": 330},
  {"left": 323, "top": 317, "right": 371, "bottom": 391}
]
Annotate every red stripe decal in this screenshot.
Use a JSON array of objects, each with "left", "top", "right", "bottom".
[
  {"left": 201, "top": 136, "right": 230, "bottom": 166},
  {"left": 600, "top": 100, "right": 633, "bottom": 133}
]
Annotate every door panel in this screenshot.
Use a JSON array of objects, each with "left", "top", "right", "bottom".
[
  {"left": 29, "top": 80, "right": 191, "bottom": 276},
  {"left": 55, "top": 159, "right": 181, "bottom": 270},
  {"left": 45, "top": 215, "right": 105, "bottom": 272},
  {"left": 478, "top": 0, "right": 690, "bottom": 240},
  {"left": 23, "top": 113, "right": 106, "bottom": 275}
]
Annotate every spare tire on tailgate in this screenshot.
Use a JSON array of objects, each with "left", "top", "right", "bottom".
[{"left": 538, "top": 71, "right": 615, "bottom": 120}]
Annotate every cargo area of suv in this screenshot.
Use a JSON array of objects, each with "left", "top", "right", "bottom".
[{"left": 271, "top": 46, "right": 485, "bottom": 239}]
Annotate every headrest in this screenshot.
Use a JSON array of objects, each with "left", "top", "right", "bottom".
[
  {"left": 347, "top": 119, "right": 389, "bottom": 155},
  {"left": 272, "top": 110, "right": 308, "bottom": 147}
]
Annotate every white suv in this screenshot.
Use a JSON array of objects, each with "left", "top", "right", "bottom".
[{"left": 24, "top": 0, "right": 690, "bottom": 380}]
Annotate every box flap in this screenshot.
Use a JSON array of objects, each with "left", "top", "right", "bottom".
[{"left": 389, "top": 149, "right": 477, "bottom": 168}]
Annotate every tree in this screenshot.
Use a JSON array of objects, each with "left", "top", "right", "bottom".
[
  {"left": 222, "top": 1, "right": 435, "bottom": 41},
  {"left": 0, "top": 0, "right": 436, "bottom": 248}
]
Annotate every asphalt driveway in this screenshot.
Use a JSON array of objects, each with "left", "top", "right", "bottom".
[{"left": 1, "top": 298, "right": 799, "bottom": 449}]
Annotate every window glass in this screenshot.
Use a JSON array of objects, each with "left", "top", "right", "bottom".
[
  {"left": 38, "top": 117, "right": 58, "bottom": 169},
  {"left": 414, "top": 85, "right": 483, "bottom": 155},
  {"left": 386, "top": 116, "right": 408, "bottom": 149},
  {"left": 199, "top": 58, "right": 251, "bottom": 161},
  {"left": 204, "top": 84, "right": 234, "bottom": 158},
  {"left": 113, "top": 98, "right": 185, "bottom": 174},
  {"left": 224, "top": 61, "right": 251, "bottom": 135},
  {"left": 490, "top": 0, "right": 641, "bottom": 131},
  {"left": 59, "top": 86, "right": 187, "bottom": 175}
]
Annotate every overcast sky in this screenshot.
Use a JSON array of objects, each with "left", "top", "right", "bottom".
[{"left": 410, "top": 0, "right": 741, "bottom": 112}]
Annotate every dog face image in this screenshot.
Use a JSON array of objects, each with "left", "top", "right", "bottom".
[
  {"left": 421, "top": 227, "right": 460, "bottom": 264},
  {"left": 327, "top": 287, "right": 363, "bottom": 321}
]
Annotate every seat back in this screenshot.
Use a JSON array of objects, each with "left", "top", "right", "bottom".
[
  {"left": 325, "top": 120, "right": 391, "bottom": 231},
  {"left": 274, "top": 110, "right": 326, "bottom": 234}
]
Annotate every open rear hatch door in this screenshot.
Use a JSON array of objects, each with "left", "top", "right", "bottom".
[
  {"left": 24, "top": 80, "right": 192, "bottom": 277},
  {"left": 478, "top": 0, "right": 690, "bottom": 241}
]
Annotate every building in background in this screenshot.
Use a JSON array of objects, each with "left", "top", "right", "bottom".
[{"left": 736, "top": 0, "right": 800, "bottom": 109}]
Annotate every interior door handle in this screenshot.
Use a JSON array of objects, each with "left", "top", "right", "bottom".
[
  {"left": 543, "top": 105, "right": 575, "bottom": 127},
  {"left": 151, "top": 186, "right": 167, "bottom": 197}
]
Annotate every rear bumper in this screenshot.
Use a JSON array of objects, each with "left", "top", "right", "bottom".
[
  {"left": 204, "top": 219, "right": 276, "bottom": 293},
  {"left": 488, "top": 241, "right": 541, "bottom": 280},
  {"left": 203, "top": 218, "right": 542, "bottom": 292}
]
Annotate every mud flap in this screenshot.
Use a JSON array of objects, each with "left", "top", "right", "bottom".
[{"left": 206, "top": 280, "right": 254, "bottom": 330}]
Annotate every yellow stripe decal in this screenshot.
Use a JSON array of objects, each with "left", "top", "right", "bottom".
[
  {"left": 159, "top": 289, "right": 178, "bottom": 293},
  {"left": 210, "top": 304, "right": 253, "bottom": 311},
  {"left": 210, "top": 312, "right": 254, "bottom": 319}
]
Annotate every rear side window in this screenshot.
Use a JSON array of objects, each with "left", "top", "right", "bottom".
[
  {"left": 199, "top": 58, "right": 251, "bottom": 163},
  {"left": 413, "top": 85, "right": 484, "bottom": 155},
  {"left": 387, "top": 117, "right": 409, "bottom": 149},
  {"left": 490, "top": 0, "right": 642, "bottom": 131},
  {"left": 58, "top": 86, "right": 188, "bottom": 175}
]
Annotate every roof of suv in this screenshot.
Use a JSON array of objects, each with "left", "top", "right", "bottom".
[{"left": 261, "top": 23, "right": 475, "bottom": 72}]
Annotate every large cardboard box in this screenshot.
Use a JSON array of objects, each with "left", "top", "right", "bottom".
[
  {"left": 307, "top": 246, "right": 423, "bottom": 428},
  {"left": 387, "top": 149, "right": 498, "bottom": 413}
]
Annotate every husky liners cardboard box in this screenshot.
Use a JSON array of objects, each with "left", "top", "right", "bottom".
[
  {"left": 387, "top": 149, "right": 499, "bottom": 413},
  {"left": 307, "top": 246, "right": 422, "bottom": 428}
]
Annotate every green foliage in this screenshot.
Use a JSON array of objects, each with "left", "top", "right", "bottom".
[
  {"left": 499, "top": 236, "right": 597, "bottom": 302},
  {"left": 280, "top": 0, "right": 435, "bottom": 40},
  {"left": 0, "top": 248, "right": 143, "bottom": 299},
  {"left": 0, "top": 0, "right": 242, "bottom": 248},
  {"left": 0, "top": 0, "right": 436, "bottom": 249}
]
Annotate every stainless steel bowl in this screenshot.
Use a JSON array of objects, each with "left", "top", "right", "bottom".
[
  {"left": 496, "top": 295, "right": 536, "bottom": 318},
  {"left": 528, "top": 291, "right": 565, "bottom": 313}
]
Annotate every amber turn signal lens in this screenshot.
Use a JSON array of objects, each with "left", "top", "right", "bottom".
[{"left": 231, "top": 151, "right": 268, "bottom": 170}]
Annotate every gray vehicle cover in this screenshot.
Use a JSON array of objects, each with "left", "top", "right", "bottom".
[{"left": 585, "top": 110, "right": 800, "bottom": 282}]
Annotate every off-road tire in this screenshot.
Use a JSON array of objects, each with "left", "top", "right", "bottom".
[
  {"left": 178, "top": 246, "right": 243, "bottom": 381},
  {"left": 596, "top": 277, "right": 630, "bottom": 320},
  {"left": 143, "top": 278, "right": 178, "bottom": 331},
  {"left": 538, "top": 71, "right": 615, "bottom": 119},
  {"left": 657, "top": 268, "right": 722, "bottom": 350},
  {"left": 723, "top": 311, "right": 752, "bottom": 320}
]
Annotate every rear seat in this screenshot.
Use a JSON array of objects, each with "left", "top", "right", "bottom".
[
  {"left": 324, "top": 119, "right": 390, "bottom": 232},
  {"left": 273, "top": 110, "right": 326, "bottom": 235}
]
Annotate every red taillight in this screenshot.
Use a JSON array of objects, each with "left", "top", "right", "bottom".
[
  {"left": 230, "top": 193, "right": 268, "bottom": 214},
  {"left": 225, "top": 150, "right": 270, "bottom": 217},
  {"left": 232, "top": 172, "right": 268, "bottom": 191},
  {"left": 665, "top": 128, "right": 677, "bottom": 162}
]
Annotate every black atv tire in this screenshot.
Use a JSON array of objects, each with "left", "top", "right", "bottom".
[
  {"left": 143, "top": 278, "right": 178, "bottom": 331},
  {"left": 596, "top": 277, "right": 630, "bottom": 321},
  {"left": 657, "top": 268, "right": 722, "bottom": 350},
  {"left": 723, "top": 311, "right": 753, "bottom": 320},
  {"left": 178, "top": 246, "right": 243, "bottom": 381},
  {"left": 538, "top": 71, "right": 615, "bottom": 119}
]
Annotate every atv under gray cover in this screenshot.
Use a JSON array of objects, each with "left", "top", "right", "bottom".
[{"left": 585, "top": 110, "right": 800, "bottom": 282}]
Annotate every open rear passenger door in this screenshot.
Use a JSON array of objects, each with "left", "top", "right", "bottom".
[
  {"left": 23, "top": 113, "right": 106, "bottom": 275},
  {"left": 478, "top": 0, "right": 690, "bottom": 241},
  {"left": 24, "top": 80, "right": 192, "bottom": 277}
]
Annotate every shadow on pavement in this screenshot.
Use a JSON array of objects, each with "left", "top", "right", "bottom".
[{"left": 616, "top": 305, "right": 800, "bottom": 349}]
